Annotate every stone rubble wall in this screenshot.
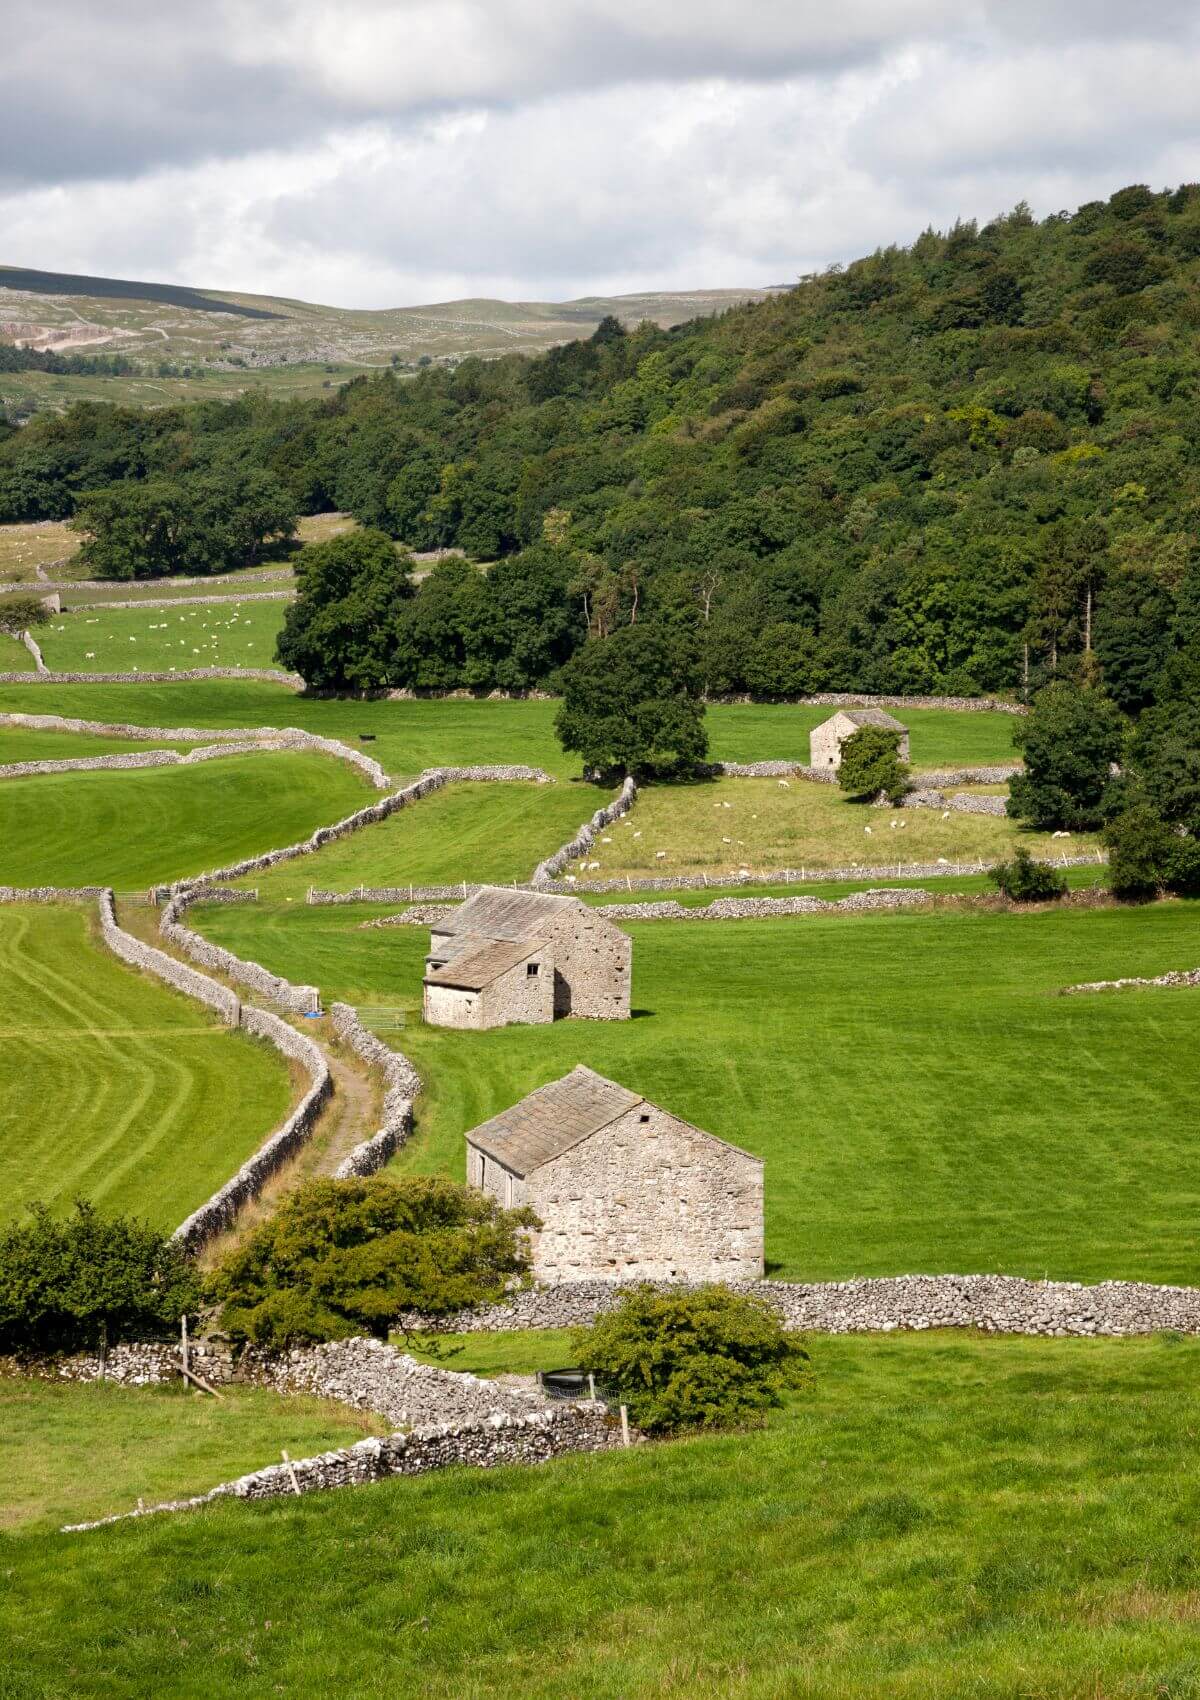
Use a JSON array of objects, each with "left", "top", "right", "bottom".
[
  {"left": 45, "top": 566, "right": 295, "bottom": 591},
  {"left": 0, "top": 884, "right": 106, "bottom": 903},
  {"left": 538, "top": 851, "right": 1108, "bottom": 896},
  {"left": 0, "top": 711, "right": 394, "bottom": 789},
  {"left": 62, "top": 1405, "right": 619, "bottom": 1532},
  {"left": 166, "top": 765, "right": 552, "bottom": 897},
  {"left": 584, "top": 889, "right": 935, "bottom": 922},
  {"left": 786, "top": 692, "right": 1028, "bottom": 715},
  {"left": 426, "top": 1272, "right": 1200, "bottom": 1338},
  {"left": 309, "top": 883, "right": 490, "bottom": 904},
  {"left": 172, "top": 1007, "right": 331, "bottom": 1255},
  {"left": 531, "top": 776, "right": 639, "bottom": 885},
  {"left": 0, "top": 741, "right": 352, "bottom": 782},
  {"left": 359, "top": 904, "right": 456, "bottom": 927},
  {"left": 0, "top": 665, "right": 305, "bottom": 688},
  {"left": 67, "top": 590, "right": 294, "bottom": 611},
  {"left": 21, "top": 630, "right": 46, "bottom": 672},
  {"left": 159, "top": 890, "right": 320, "bottom": 1015},
  {"left": 1061, "top": 966, "right": 1200, "bottom": 996},
  {"left": 327, "top": 1001, "right": 421, "bottom": 1178},
  {"left": 898, "top": 788, "right": 1009, "bottom": 817},
  {"left": 96, "top": 889, "right": 243, "bottom": 1026}
]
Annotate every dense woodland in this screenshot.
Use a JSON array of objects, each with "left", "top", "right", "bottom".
[{"left": 6, "top": 183, "right": 1200, "bottom": 706}]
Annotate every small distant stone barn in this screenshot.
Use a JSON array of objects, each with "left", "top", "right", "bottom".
[
  {"left": 809, "top": 708, "right": 910, "bottom": 772},
  {"left": 423, "top": 887, "right": 631, "bottom": 1031},
  {"left": 464, "top": 1065, "right": 764, "bottom": 1281}
]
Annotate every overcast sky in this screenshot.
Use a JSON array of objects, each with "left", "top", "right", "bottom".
[{"left": 4, "top": 2, "right": 1200, "bottom": 309}]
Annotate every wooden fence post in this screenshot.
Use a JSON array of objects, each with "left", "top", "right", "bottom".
[
  {"left": 620, "top": 1405, "right": 630, "bottom": 1448},
  {"left": 282, "top": 1450, "right": 302, "bottom": 1495}
]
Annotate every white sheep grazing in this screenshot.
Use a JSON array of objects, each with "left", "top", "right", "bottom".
[
  {"left": 938, "top": 856, "right": 949, "bottom": 865},
  {"left": 777, "top": 779, "right": 790, "bottom": 789},
  {"left": 565, "top": 874, "right": 577, "bottom": 884},
  {"left": 942, "top": 810, "right": 950, "bottom": 819},
  {"left": 588, "top": 861, "right": 601, "bottom": 870},
  {"left": 864, "top": 826, "right": 873, "bottom": 835},
  {"left": 601, "top": 836, "right": 612, "bottom": 844},
  {"left": 722, "top": 836, "right": 732, "bottom": 844},
  {"left": 890, "top": 820, "right": 898, "bottom": 830},
  {"left": 722, "top": 801, "right": 732, "bottom": 809},
  {"left": 899, "top": 820, "right": 907, "bottom": 829},
  {"left": 655, "top": 850, "right": 667, "bottom": 860},
  {"left": 633, "top": 831, "right": 642, "bottom": 839},
  {"left": 85, "top": 651, "right": 94, "bottom": 659},
  {"left": 1052, "top": 830, "right": 1071, "bottom": 839}
]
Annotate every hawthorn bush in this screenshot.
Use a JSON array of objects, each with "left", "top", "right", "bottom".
[{"left": 573, "top": 1285, "right": 810, "bottom": 1435}]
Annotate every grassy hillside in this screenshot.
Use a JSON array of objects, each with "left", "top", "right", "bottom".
[
  {"left": 0, "top": 751, "right": 370, "bottom": 887},
  {"left": 6, "top": 1332, "right": 1200, "bottom": 1697},
  {"left": 0, "top": 903, "right": 291, "bottom": 1226},
  {"left": 190, "top": 898, "right": 1200, "bottom": 1284},
  {"left": 35, "top": 601, "right": 290, "bottom": 673}
]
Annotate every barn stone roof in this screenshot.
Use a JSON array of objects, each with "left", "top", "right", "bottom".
[
  {"left": 424, "top": 937, "right": 539, "bottom": 991},
  {"left": 825, "top": 707, "right": 907, "bottom": 731},
  {"left": 437, "top": 887, "right": 581, "bottom": 942},
  {"left": 465, "top": 1065, "right": 645, "bottom": 1176},
  {"left": 464, "top": 1064, "right": 763, "bottom": 1178}
]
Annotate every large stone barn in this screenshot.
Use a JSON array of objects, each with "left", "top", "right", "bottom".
[
  {"left": 809, "top": 708, "right": 910, "bottom": 772},
  {"left": 423, "top": 887, "right": 631, "bottom": 1031},
  {"left": 464, "top": 1065, "right": 764, "bottom": 1282}
]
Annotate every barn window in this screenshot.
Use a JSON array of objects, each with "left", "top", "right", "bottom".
[
  {"left": 639, "top": 1112, "right": 650, "bottom": 1124},
  {"left": 527, "top": 962, "right": 540, "bottom": 977}
]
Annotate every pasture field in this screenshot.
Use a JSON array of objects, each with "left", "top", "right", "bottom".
[
  {"left": 0, "top": 751, "right": 370, "bottom": 888},
  {"left": 0, "top": 679, "right": 1024, "bottom": 782},
  {"left": 236, "top": 777, "right": 612, "bottom": 899},
  {"left": 575, "top": 776, "right": 1092, "bottom": 881},
  {"left": 0, "top": 519, "right": 79, "bottom": 582},
  {"left": 6, "top": 1332, "right": 1200, "bottom": 1698},
  {"left": 0, "top": 625, "right": 30, "bottom": 664},
  {"left": 1, "top": 1378, "right": 387, "bottom": 1533},
  {"left": 0, "top": 904, "right": 291, "bottom": 1226},
  {"left": 62, "top": 573, "right": 295, "bottom": 607},
  {"left": 192, "top": 897, "right": 1200, "bottom": 1283},
  {"left": 34, "top": 600, "right": 290, "bottom": 674}
]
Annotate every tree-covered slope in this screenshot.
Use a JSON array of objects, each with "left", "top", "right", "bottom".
[{"left": 6, "top": 182, "right": 1200, "bottom": 701}]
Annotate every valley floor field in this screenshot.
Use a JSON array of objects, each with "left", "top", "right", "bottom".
[
  {"left": 34, "top": 600, "right": 290, "bottom": 674},
  {"left": 6, "top": 1331, "right": 1200, "bottom": 1699},
  {"left": 0, "top": 679, "right": 1024, "bottom": 781},
  {"left": 0, "top": 904, "right": 292, "bottom": 1226},
  {"left": 190, "top": 898, "right": 1200, "bottom": 1284}
]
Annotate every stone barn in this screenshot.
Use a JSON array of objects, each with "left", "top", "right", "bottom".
[
  {"left": 423, "top": 887, "right": 630, "bottom": 1031},
  {"left": 464, "top": 1065, "right": 764, "bottom": 1282},
  {"left": 809, "top": 708, "right": 910, "bottom": 772}
]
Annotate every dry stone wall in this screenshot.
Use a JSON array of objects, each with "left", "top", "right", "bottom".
[
  {"left": 97, "top": 889, "right": 243, "bottom": 1025},
  {"left": 0, "top": 665, "right": 304, "bottom": 687},
  {"left": 531, "top": 776, "right": 638, "bottom": 885},
  {"left": 69, "top": 590, "right": 293, "bottom": 611},
  {"left": 62, "top": 1405, "right": 619, "bottom": 1532},
  {"left": 1062, "top": 966, "right": 1200, "bottom": 995},
  {"left": 589, "top": 889, "right": 935, "bottom": 922},
  {"left": 426, "top": 1272, "right": 1200, "bottom": 1338},
  {"left": 159, "top": 891, "right": 320, "bottom": 1015},
  {"left": 327, "top": 1001, "right": 421, "bottom": 1178}
]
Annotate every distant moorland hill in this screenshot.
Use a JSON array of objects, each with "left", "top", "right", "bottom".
[
  {"left": 4, "top": 182, "right": 1200, "bottom": 703},
  {"left": 0, "top": 265, "right": 781, "bottom": 411}
]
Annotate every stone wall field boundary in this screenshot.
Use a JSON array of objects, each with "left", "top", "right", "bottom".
[
  {"left": 67, "top": 590, "right": 294, "bottom": 611},
  {"left": 327, "top": 1002, "right": 421, "bottom": 1178},
  {"left": 160, "top": 891, "right": 320, "bottom": 1015},
  {"left": 0, "top": 711, "right": 393, "bottom": 789},
  {"left": 166, "top": 764, "right": 553, "bottom": 898},
  {"left": 96, "top": 889, "right": 243, "bottom": 1025},
  {"left": 537, "top": 850, "right": 1108, "bottom": 896},
  {"left": 531, "top": 776, "right": 638, "bottom": 886},
  {"left": 1062, "top": 966, "right": 1200, "bottom": 996},
  {"left": 63, "top": 1405, "right": 618, "bottom": 1532},
  {"left": 21, "top": 630, "right": 46, "bottom": 672},
  {"left": 0, "top": 665, "right": 304, "bottom": 688}
]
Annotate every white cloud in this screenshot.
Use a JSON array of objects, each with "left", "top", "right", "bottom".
[{"left": 2, "top": 3, "right": 1200, "bottom": 306}]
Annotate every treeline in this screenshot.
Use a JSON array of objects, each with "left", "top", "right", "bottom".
[
  {"left": 6, "top": 182, "right": 1200, "bottom": 702},
  {"left": 0, "top": 340, "right": 137, "bottom": 377}
]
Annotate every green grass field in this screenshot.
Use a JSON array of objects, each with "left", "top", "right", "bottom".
[
  {"left": 0, "top": 680, "right": 1024, "bottom": 782},
  {"left": 0, "top": 725, "right": 209, "bottom": 762},
  {"left": 0, "top": 904, "right": 292, "bottom": 1226},
  {"left": 1, "top": 1377, "right": 387, "bottom": 1533},
  {"left": 191, "top": 897, "right": 1200, "bottom": 1283},
  {"left": 237, "top": 778, "right": 613, "bottom": 899},
  {"left": 35, "top": 601, "right": 290, "bottom": 674},
  {"left": 578, "top": 776, "right": 1091, "bottom": 880},
  {"left": 0, "top": 751, "right": 370, "bottom": 888},
  {"left": 6, "top": 1332, "right": 1200, "bottom": 1698}
]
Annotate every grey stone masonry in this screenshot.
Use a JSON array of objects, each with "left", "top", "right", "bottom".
[
  {"left": 160, "top": 891, "right": 320, "bottom": 1015},
  {"left": 896, "top": 788, "right": 1009, "bottom": 817},
  {"left": 68, "top": 590, "right": 293, "bottom": 611},
  {"left": 327, "top": 1002, "right": 421, "bottom": 1178},
  {"left": 425, "top": 1272, "right": 1200, "bottom": 1338},
  {"left": 97, "top": 889, "right": 242, "bottom": 1026},
  {"left": 62, "top": 1405, "right": 619, "bottom": 1532},
  {"left": 21, "top": 630, "right": 46, "bottom": 671},
  {"left": 0, "top": 665, "right": 305, "bottom": 687},
  {"left": 531, "top": 776, "right": 638, "bottom": 884},
  {"left": 1061, "top": 966, "right": 1200, "bottom": 996},
  {"left": 794, "top": 692, "right": 1027, "bottom": 715}
]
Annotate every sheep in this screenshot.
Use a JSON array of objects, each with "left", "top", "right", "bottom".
[
  {"left": 777, "top": 779, "right": 790, "bottom": 790},
  {"left": 941, "top": 810, "right": 950, "bottom": 819},
  {"left": 633, "top": 831, "right": 642, "bottom": 839},
  {"left": 722, "top": 836, "right": 732, "bottom": 844},
  {"left": 889, "top": 820, "right": 898, "bottom": 830},
  {"left": 601, "top": 836, "right": 612, "bottom": 844},
  {"left": 655, "top": 851, "right": 667, "bottom": 860},
  {"left": 864, "top": 826, "right": 873, "bottom": 835},
  {"left": 1052, "top": 829, "right": 1071, "bottom": 839},
  {"left": 565, "top": 874, "right": 577, "bottom": 884}
]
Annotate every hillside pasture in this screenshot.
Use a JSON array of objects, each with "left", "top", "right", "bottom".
[
  {"left": 33, "top": 601, "right": 291, "bottom": 674},
  {"left": 0, "top": 519, "right": 79, "bottom": 583},
  {"left": 0, "top": 751, "right": 371, "bottom": 888},
  {"left": 191, "top": 897, "right": 1200, "bottom": 1284},
  {"left": 0, "top": 680, "right": 1024, "bottom": 783},
  {"left": 0, "top": 903, "right": 292, "bottom": 1227},
  {"left": 582, "top": 776, "right": 1093, "bottom": 881},
  {"left": 6, "top": 1333, "right": 1200, "bottom": 1697},
  {"left": 237, "top": 778, "right": 613, "bottom": 899}
]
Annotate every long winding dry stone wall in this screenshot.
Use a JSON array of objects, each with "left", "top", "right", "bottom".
[
  {"left": 96, "top": 889, "right": 243, "bottom": 1025},
  {"left": 0, "top": 885, "right": 105, "bottom": 903},
  {"left": 427, "top": 1272, "right": 1200, "bottom": 1338},
  {"left": 0, "top": 665, "right": 304, "bottom": 687},
  {"left": 583, "top": 889, "right": 935, "bottom": 922},
  {"left": 167, "top": 765, "right": 551, "bottom": 897},
  {"left": 62, "top": 1405, "right": 618, "bottom": 1531},
  {"left": 0, "top": 711, "right": 393, "bottom": 789},
  {"left": 173, "top": 1007, "right": 331, "bottom": 1254},
  {"left": 1062, "top": 966, "right": 1200, "bottom": 995},
  {"left": 159, "top": 891, "right": 320, "bottom": 1015},
  {"left": 47, "top": 566, "right": 295, "bottom": 592},
  {"left": 898, "top": 788, "right": 1009, "bottom": 817},
  {"left": 531, "top": 776, "right": 638, "bottom": 886},
  {"left": 20, "top": 630, "right": 46, "bottom": 672},
  {"left": 538, "top": 850, "right": 1107, "bottom": 896},
  {"left": 327, "top": 1002, "right": 421, "bottom": 1178},
  {"left": 791, "top": 692, "right": 1028, "bottom": 715}
]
